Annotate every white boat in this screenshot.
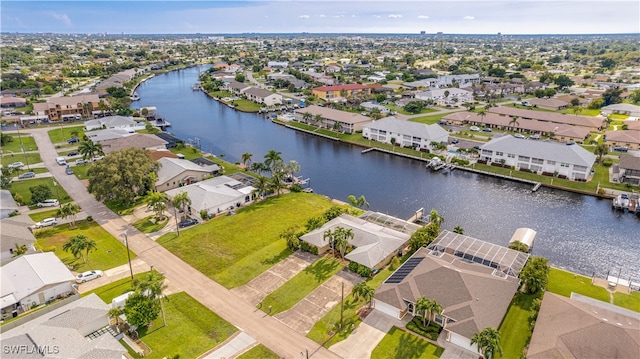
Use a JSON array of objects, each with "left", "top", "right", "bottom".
[
  {"left": 130, "top": 92, "right": 140, "bottom": 101},
  {"left": 612, "top": 193, "right": 630, "bottom": 210}
]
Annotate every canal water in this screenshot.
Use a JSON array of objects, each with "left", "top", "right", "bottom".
[{"left": 133, "top": 65, "right": 639, "bottom": 281}]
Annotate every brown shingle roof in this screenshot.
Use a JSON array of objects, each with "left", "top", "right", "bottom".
[
  {"left": 488, "top": 106, "right": 605, "bottom": 130},
  {"left": 101, "top": 134, "right": 167, "bottom": 154},
  {"left": 619, "top": 155, "right": 640, "bottom": 171},
  {"left": 294, "top": 105, "right": 371, "bottom": 125}
]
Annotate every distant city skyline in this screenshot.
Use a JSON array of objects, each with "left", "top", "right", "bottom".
[{"left": 1, "top": 1, "right": 638, "bottom": 35}]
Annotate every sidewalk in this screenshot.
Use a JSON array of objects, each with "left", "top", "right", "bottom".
[{"left": 200, "top": 331, "right": 256, "bottom": 359}]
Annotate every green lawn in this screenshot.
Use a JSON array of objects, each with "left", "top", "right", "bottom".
[
  {"left": 169, "top": 146, "right": 204, "bottom": 160},
  {"left": 1, "top": 152, "right": 43, "bottom": 167},
  {"left": 9, "top": 177, "right": 72, "bottom": 205},
  {"left": 496, "top": 292, "right": 542, "bottom": 359},
  {"left": 132, "top": 215, "right": 169, "bottom": 234},
  {"left": 371, "top": 326, "right": 443, "bottom": 359},
  {"left": 236, "top": 344, "right": 280, "bottom": 359},
  {"left": 0, "top": 134, "right": 38, "bottom": 152},
  {"left": 262, "top": 256, "right": 344, "bottom": 315},
  {"left": 71, "top": 162, "right": 92, "bottom": 180},
  {"left": 157, "top": 192, "right": 335, "bottom": 288},
  {"left": 386, "top": 104, "right": 438, "bottom": 116},
  {"left": 29, "top": 209, "right": 60, "bottom": 222},
  {"left": 47, "top": 125, "right": 85, "bottom": 143},
  {"left": 82, "top": 272, "right": 151, "bottom": 303},
  {"left": 547, "top": 267, "right": 610, "bottom": 302},
  {"left": 233, "top": 99, "right": 261, "bottom": 112},
  {"left": 613, "top": 291, "right": 640, "bottom": 312},
  {"left": 35, "top": 219, "right": 136, "bottom": 272},
  {"left": 410, "top": 113, "right": 448, "bottom": 125},
  {"left": 137, "top": 292, "right": 238, "bottom": 359}
]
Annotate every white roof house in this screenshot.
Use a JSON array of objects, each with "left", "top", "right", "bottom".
[
  {"left": 0, "top": 189, "right": 19, "bottom": 219},
  {"left": 85, "top": 128, "right": 135, "bottom": 143},
  {"left": 243, "top": 87, "right": 283, "bottom": 106},
  {"left": 363, "top": 117, "right": 449, "bottom": 150},
  {"left": 165, "top": 175, "right": 255, "bottom": 216},
  {"left": 361, "top": 102, "right": 391, "bottom": 113},
  {"left": 0, "top": 252, "right": 75, "bottom": 313},
  {"left": 480, "top": 135, "right": 596, "bottom": 180},
  {"left": 1, "top": 294, "right": 127, "bottom": 359},
  {"left": 299, "top": 213, "right": 413, "bottom": 269},
  {"left": 84, "top": 115, "right": 143, "bottom": 131},
  {"left": 155, "top": 157, "right": 220, "bottom": 192},
  {"left": 1, "top": 214, "right": 36, "bottom": 262},
  {"left": 415, "top": 87, "right": 473, "bottom": 105},
  {"left": 601, "top": 103, "right": 640, "bottom": 117}
]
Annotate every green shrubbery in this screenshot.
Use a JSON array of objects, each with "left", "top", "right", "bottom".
[{"left": 406, "top": 317, "right": 443, "bottom": 341}]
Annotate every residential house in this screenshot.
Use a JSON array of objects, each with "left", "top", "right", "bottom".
[
  {"left": 601, "top": 103, "right": 640, "bottom": 117},
  {"left": 243, "top": 87, "right": 283, "bottom": 107},
  {"left": 604, "top": 130, "right": 640, "bottom": 150},
  {"left": 165, "top": 175, "right": 255, "bottom": 217},
  {"left": 154, "top": 132, "right": 184, "bottom": 148},
  {"left": 360, "top": 102, "right": 390, "bottom": 115},
  {"left": 618, "top": 155, "right": 640, "bottom": 185},
  {"left": 155, "top": 157, "right": 220, "bottom": 191},
  {"left": 415, "top": 88, "right": 473, "bottom": 106},
  {"left": 100, "top": 133, "right": 167, "bottom": 154},
  {"left": 147, "top": 148, "right": 179, "bottom": 162},
  {"left": 487, "top": 106, "right": 606, "bottom": 131},
  {"left": 0, "top": 214, "right": 36, "bottom": 262},
  {"left": 85, "top": 128, "right": 134, "bottom": 143},
  {"left": 224, "top": 80, "right": 251, "bottom": 95},
  {"left": 267, "top": 61, "right": 289, "bottom": 68},
  {"left": 312, "top": 84, "right": 373, "bottom": 102},
  {"left": 0, "top": 190, "right": 19, "bottom": 219},
  {"left": 374, "top": 231, "right": 525, "bottom": 353},
  {"left": 363, "top": 117, "right": 449, "bottom": 150},
  {"left": 527, "top": 292, "right": 640, "bottom": 359},
  {"left": 32, "top": 94, "right": 99, "bottom": 122},
  {"left": 299, "top": 212, "right": 419, "bottom": 270},
  {"left": 293, "top": 105, "right": 372, "bottom": 134},
  {"left": 1, "top": 294, "right": 128, "bottom": 358},
  {"left": 528, "top": 97, "right": 570, "bottom": 110},
  {"left": 479, "top": 135, "right": 596, "bottom": 180},
  {"left": 0, "top": 252, "right": 76, "bottom": 318},
  {"left": 83, "top": 115, "right": 144, "bottom": 131},
  {"left": 0, "top": 96, "right": 27, "bottom": 108}
]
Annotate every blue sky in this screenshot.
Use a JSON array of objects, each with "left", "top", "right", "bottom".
[{"left": 1, "top": 1, "right": 638, "bottom": 35}]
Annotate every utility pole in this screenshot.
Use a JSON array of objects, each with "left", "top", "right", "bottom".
[
  {"left": 173, "top": 207, "right": 180, "bottom": 237},
  {"left": 340, "top": 281, "right": 344, "bottom": 330},
  {"left": 123, "top": 233, "right": 134, "bottom": 282},
  {"left": 53, "top": 180, "right": 61, "bottom": 207}
]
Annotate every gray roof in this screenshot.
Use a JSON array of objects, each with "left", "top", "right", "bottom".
[
  {"left": 156, "top": 157, "right": 219, "bottom": 186},
  {"left": 0, "top": 189, "right": 19, "bottom": 213},
  {"left": 619, "top": 155, "right": 640, "bottom": 171},
  {"left": 244, "top": 87, "right": 278, "bottom": 99},
  {"left": 294, "top": 105, "right": 372, "bottom": 125},
  {"left": 1, "top": 294, "right": 127, "bottom": 359},
  {"left": 165, "top": 175, "right": 254, "bottom": 214},
  {"left": 375, "top": 246, "right": 519, "bottom": 339},
  {"left": 601, "top": 103, "right": 640, "bottom": 116},
  {"left": 1, "top": 214, "right": 36, "bottom": 257},
  {"left": 364, "top": 117, "right": 449, "bottom": 142},
  {"left": 100, "top": 133, "right": 167, "bottom": 154},
  {"left": 85, "top": 128, "right": 133, "bottom": 142},
  {"left": 480, "top": 135, "right": 596, "bottom": 167},
  {"left": 299, "top": 213, "right": 412, "bottom": 268}
]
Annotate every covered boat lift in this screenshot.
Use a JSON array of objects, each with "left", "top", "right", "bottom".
[{"left": 509, "top": 228, "right": 537, "bottom": 252}]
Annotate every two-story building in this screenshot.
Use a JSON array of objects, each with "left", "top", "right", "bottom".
[
  {"left": 32, "top": 94, "right": 100, "bottom": 123},
  {"left": 311, "top": 84, "right": 373, "bottom": 102},
  {"left": 362, "top": 117, "right": 449, "bottom": 150},
  {"left": 293, "top": 105, "right": 372, "bottom": 134}
]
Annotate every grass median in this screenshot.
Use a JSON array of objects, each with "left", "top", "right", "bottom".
[{"left": 157, "top": 192, "right": 334, "bottom": 288}]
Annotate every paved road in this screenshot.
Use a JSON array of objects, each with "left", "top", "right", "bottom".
[{"left": 30, "top": 128, "right": 340, "bottom": 359}]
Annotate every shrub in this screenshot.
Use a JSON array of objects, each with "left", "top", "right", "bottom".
[
  {"left": 602, "top": 159, "right": 613, "bottom": 167},
  {"left": 300, "top": 241, "right": 310, "bottom": 252},
  {"left": 406, "top": 317, "right": 442, "bottom": 340},
  {"left": 86, "top": 216, "right": 93, "bottom": 222},
  {"left": 199, "top": 209, "right": 208, "bottom": 220},
  {"left": 389, "top": 256, "right": 401, "bottom": 270},
  {"left": 358, "top": 266, "right": 372, "bottom": 277},
  {"left": 310, "top": 246, "right": 318, "bottom": 255},
  {"left": 290, "top": 183, "right": 302, "bottom": 192},
  {"left": 348, "top": 261, "right": 359, "bottom": 272}
]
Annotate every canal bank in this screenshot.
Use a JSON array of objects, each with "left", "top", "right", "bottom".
[{"left": 131, "top": 65, "right": 639, "bottom": 283}]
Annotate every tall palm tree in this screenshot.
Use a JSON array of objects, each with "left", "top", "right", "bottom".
[
  {"left": 263, "top": 149, "right": 282, "bottom": 172},
  {"left": 323, "top": 229, "right": 335, "bottom": 257},
  {"left": 313, "top": 114, "right": 324, "bottom": 128},
  {"left": 241, "top": 152, "right": 253, "bottom": 167},
  {"left": 136, "top": 271, "right": 169, "bottom": 327},
  {"left": 78, "top": 140, "right": 104, "bottom": 161},
  {"left": 353, "top": 282, "right": 375, "bottom": 308},
  {"left": 453, "top": 226, "right": 464, "bottom": 235},
  {"left": 250, "top": 162, "right": 268, "bottom": 175},
  {"left": 427, "top": 300, "right": 443, "bottom": 327},
  {"left": 57, "top": 203, "right": 81, "bottom": 228},
  {"left": 471, "top": 327, "right": 502, "bottom": 359},
  {"left": 108, "top": 307, "right": 124, "bottom": 332},
  {"left": 145, "top": 191, "right": 167, "bottom": 221},
  {"left": 334, "top": 226, "right": 354, "bottom": 259},
  {"left": 252, "top": 175, "right": 270, "bottom": 200},
  {"left": 415, "top": 296, "right": 432, "bottom": 327},
  {"left": 429, "top": 209, "right": 444, "bottom": 228},
  {"left": 594, "top": 143, "right": 608, "bottom": 163},
  {"left": 62, "top": 234, "right": 97, "bottom": 264},
  {"left": 302, "top": 111, "right": 312, "bottom": 124},
  {"left": 170, "top": 191, "right": 191, "bottom": 220},
  {"left": 508, "top": 116, "right": 520, "bottom": 130},
  {"left": 477, "top": 110, "right": 487, "bottom": 127},
  {"left": 285, "top": 160, "right": 300, "bottom": 180},
  {"left": 347, "top": 194, "right": 370, "bottom": 209}
]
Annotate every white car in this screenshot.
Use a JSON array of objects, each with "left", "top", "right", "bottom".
[
  {"left": 37, "top": 199, "right": 59, "bottom": 207},
  {"left": 7, "top": 162, "right": 24, "bottom": 169},
  {"left": 76, "top": 270, "right": 103, "bottom": 283},
  {"left": 514, "top": 133, "right": 526, "bottom": 139},
  {"left": 470, "top": 126, "right": 480, "bottom": 132},
  {"left": 35, "top": 217, "right": 58, "bottom": 228}
]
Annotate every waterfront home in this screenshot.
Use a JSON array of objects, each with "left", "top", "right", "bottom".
[
  {"left": 360, "top": 101, "right": 390, "bottom": 114},
  {"left": 0, "top": 214, "right": 36, "bottom": 262},
  {"left": 604, "top": 130, "right": 640, "bottom": 150},
  {"left": 224, "top": 80, "right": 251, "bottom": 95},
  {"left": 299, "top": 212, "right": 418, "bottom": 270},
  {"left": 243, "top": 87, "right": 283, "bottom": 106},
  {"left": 32, "top": 94, "right": 99, "bottom": 122},
  {"left": 85, "top": 128, "right": 134, "bottom": 143},
  {"left": 293, "top": 105, "right": 372, "bottom": 134},
  {"left": 527, "top": 292, "right": 640, "bottom": 359},
  {"left": 618, "top": 155, "right": 640, "bottom": 185},
  {"left": 1, "top": 294, "right": 127, "bottom": 358},
  {"left": 83, "top": 115, "right": 144, "bottom": 131},
  {"left": 487, "top": 106, "right": 606, "bottom": 131},
  {"left": 100, "top": 133, "right": 167, "bottom": 154},
  {"left": 155, "top": 157, "right": 220, "bottom": 191},
  {"left": 0, "top": 252, "right": 75, "bottom": 318},
  {"left": 311, "top": 84, "right": 373, "bottom": 102},
  {"left": 601, "top": 103, "right": 640, "bottom": 117},
  {"left": 362, "top": 117, "right": 449, "bottom": 150},
  {"left": 374, "top": 231, "right": 525, "bottom": 354},
  {"left": 479, "top": 135, "right": 596, "bottom": 181},
  {"left": 165, "top": 175, "right": 255, "bottom": 217},
  {"left": 414, "top": 87, "right": 473, "bottom": 106}
]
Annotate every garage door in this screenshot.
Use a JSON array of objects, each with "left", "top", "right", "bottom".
[
  {"left": 449, "top": 331, "right": 477, "bottom": 353},
  {"left": 373, "top": 299, "right": 400, "bottom": 319}
]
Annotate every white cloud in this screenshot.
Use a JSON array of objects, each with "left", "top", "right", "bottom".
[
  {"left": 333, "top": 14, "right": 344, "bottom": 18},
  {"left": 463, "top": 15, "right": 475, "bottom": 20},
  {"left": 299, "top": 15, "right": 310, "bottom": 19},
  {"left": 374, "top": 15, "right": 381, "bottom": 18},
  {"left": 319, "top": 14, "right": 326, "bottom": 18},
  {"left": 417, "top": 15, "right": 430, "bottom": 19},
  {"left": 51, "top": 13, "right": 72, "bottom": 27},
  {"left": 388, "top": 14, "right": 402, "bottom": 18}
]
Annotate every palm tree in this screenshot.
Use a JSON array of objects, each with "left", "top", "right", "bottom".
[
  {"left": 145, "top": 191, "right": 168, "bottom": 221},
  {"left": 285, "top": 160, "right": 300, "bottom": 180},
  {"left": 477, "top": 110, "right": 486, "bottom": 127},
  {"left": 323, "top": 228, "right": 335, "bottom": 257},
  {"left": 594, "top": 143, "right": 608, "bottom": 163},
  {"left": 250, "top": 162, "right": 269, "bottom": 175},
  {"left": 429, "top": 209, "right": 444, "bottom": 228},
  {"left": 314, "top": 114, "right": 324, "bottom": 128},
  {"left": 415, "top": 296, "right": 432, "bottom": 327},
  {"left": 136, "top": 271, "right": 169, "bottom": 327},
  {"left": 347, "top": 194, "right": 370, "bottom": 209},
  {"left": 453, "top": 226, "right": 464, "bottom": 234},
  {"left": 334, "top": 226, "right": 354, "bottom": 259},
  {"left": 62, "top": 234, "right": 97, "bottom": 264},
  {"left": 263, "top": 149, "right": 282, "bottom": 172},
  {"left": 241, "top": 152, "right": 253, "bottom": 167},
  {"left": 302, "top": 111, "right": 312, "bottom": 124},
  {"left": 108, "top": 307, "right": 124, "bottom": 332},
  {"left": 470, "top": 327, "right": 502, "bottom": 359},
  {"left": 427, "top": 300, "right": 443, "bottom": 328},
  {"left": 353, "top": 282, "right": 375, "bottom": 308},
  {"left": 269, "top": 171, "right": 286, "bottom": 196},
  {"left": 252, "top": 175, "right": 270, "bottom": 200},
  {"left": 508, "top": 116, "right": 520, "bottom": 131},
  {"left": 170, "top": 191, "right": 191, "bottom": 220},
  {"left": 78, "top": 140, "right": 104, "bottom": 161},
  {"left": 57, "top": 203, "right": 81, "bottom": 228}
]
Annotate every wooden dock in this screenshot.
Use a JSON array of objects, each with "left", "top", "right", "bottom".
[{"left": 532, "top": 182, "right": 542, "bottom": 192}]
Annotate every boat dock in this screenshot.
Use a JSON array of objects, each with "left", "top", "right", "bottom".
[{"left": 613, "top": 193, "right": 640, "bottom": 214}]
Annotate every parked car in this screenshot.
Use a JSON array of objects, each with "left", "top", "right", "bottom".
[
  {"left": 37, "top": 199, "right": 59, "bottom": 207},
  {"left": 67, "top": 151, "right": 79, "bottom": 157},
  {"left": 482, "top": 127, "right": 492, "bottom": 133},
  {"left": 75, "top": 159, "right": 87, "bottom": 165},
  {"left": 451, "top": 138, "right": 459, "bottom": 144},
  {"left": 178, "top": 218, "right": 198, "bottom": 228},
  {"left": 67, "top": 137, "right": 80, "bottom": 144},
  {"left": 93, "top": 155, "right": 104, "bottom": 161},
  {"left": 18, "top": 171, "right": 35, "bottom": 179},
  {"left": 66, "top": 166, "right": 74, "bottom": 175},
  {"left": 514, "top": 133, "right": 526, "bottom": 139},
  {"left": 7, "top": 162, "right": 24, "bottom": 169},
  {"left": 470, "top": 126, "right": 480, "bottom": 132},
  {"left": 35, "top": 217, "right": 58, "bottom": 228},
  {"left": 76, "top": 270, "right": 103, "bottom": 283},
  {"left": 529, "top": 134, "right": 540, "bottom": 140},
  {"left": 56, "top": 157, "right": 67, "bottom": 166}
]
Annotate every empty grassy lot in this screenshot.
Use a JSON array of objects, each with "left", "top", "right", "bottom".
[
  {"left": 48, "top": 125, "right": 85, "bottom": 143},
  {"left": 262, "top": 256, "right": 343, "bottom": 315},
  {"left": 9, "top": 177, "right": 72, "bottom": 205},
  {"left": 1, "top": 134, "right": 38, "bottom": 152},
  {"left": 1, "top": 152, "right": 42, "bottom": 167},
  {"left": 132, "top": 215, "right": 168, "bottom": 234},
  {"left": 236, "top": 345, "right": 279, "bottom": 359},
  {"left": 35, "top": 219, "right": 136, "bottom": 272},
  {"left": 371, "top": 326, "right": 443, "bottom": 359},
  {"left": 157, "top": 192, "right": 335, "bottom": 288}
]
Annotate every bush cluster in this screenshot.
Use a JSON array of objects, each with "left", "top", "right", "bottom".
[{"left": 406, "top": 317, "right": 442, "bottom": 341}]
